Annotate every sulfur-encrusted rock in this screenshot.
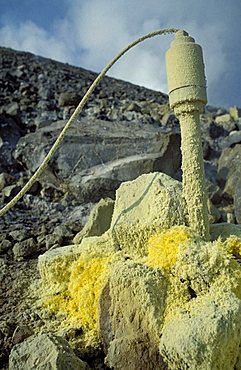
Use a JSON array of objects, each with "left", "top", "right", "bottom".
[
  {"left": 9, "top": 333, "right": 87, "bottom": 370},
  {"left": 38, "top": 244, "right": 82, "bottom": 293},
  {"left": 73, "top": 197, "right": 114, "bottom": 244},
  {"left": 159, "top": 290, "right": 241, "bottom": 370},
  {"left": 110, "top": 172, "right": 187, "bottom": 257},
  {"left": 157, "top": 233, "right": 241, "bottom": 370},
  {"left": 38, "top": 229, "right": 117, "bottom": 295},
  {"left": 100, "top": 259, "right": 167, "bottom": 370}
]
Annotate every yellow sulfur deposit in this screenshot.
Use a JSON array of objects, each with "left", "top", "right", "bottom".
[
  {"left": 145, "top": 225, "right": 193, "bottom": 271},
  {"left": 43, "top": 255, "right": 112, "bottom": 346},
  {"left": 225, "top": 235, "right": 241, "bottom": 259}
]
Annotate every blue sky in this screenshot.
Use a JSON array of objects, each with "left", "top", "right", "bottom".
[{"left": 0, "top": 0, "right": 240, "bottom": 108}]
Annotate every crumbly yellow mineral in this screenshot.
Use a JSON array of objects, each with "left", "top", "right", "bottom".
[
  {"left": 43, "top": 255, "right": 112, "bottom": 346},
  {"left": 145, "top": 225, "right": 193, "bottom": 271}
]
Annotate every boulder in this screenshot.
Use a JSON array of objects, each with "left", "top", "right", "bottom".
[
  {"left": 217, "top": 144, "right": 241, "bottom": 195},
  {"left": 160, "top": 290, "right": 241, "bottom": 370},
  {"left": 9, "top": 333, "right": 87, "bottom": 370},
  {"left": 100, "top": 260, "right": 167, "bottom": 370},
  {"left": 70, "top": 133, "right": 181, "bottom": 202},
  {"left": 110, "top": 172, "right": 187, "bottom": 257},
  {"left": 215, "top": 113, "right": 232, "bottom": 124},
  {"left": 73, "top": 197, "right": 114, "bottom": 244},
  {"left": 14, "top": 117, "right": 181, "bottom": 201},
  {"left": 210, "top": 223, "right": 241, "bottom": 241},
  {"left": 13, "top": 238, "right": 38, "bottom": 261}
]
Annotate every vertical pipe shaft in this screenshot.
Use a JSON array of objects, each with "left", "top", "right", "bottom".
[
  {"left": 177, "top": 105, "right": 210, "bottom": 240},
  {"left": 165, "top": 30, "right": 210, "bottom": 240}
]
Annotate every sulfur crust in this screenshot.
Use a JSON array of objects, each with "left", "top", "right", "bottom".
[
  {"left": 38, "top": 231, "right": 119, "bottom": 348},
  {"left": 42, "top": 255, "right": 112, "bottom": 347},
  {"left": 162, "top": 235, "right": 241, "bottom": 328},
  {"left": 145, "top": 225, "right": 193, "bottom": 271}
]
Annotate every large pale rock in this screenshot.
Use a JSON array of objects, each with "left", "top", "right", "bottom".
[
  {"left": 14, "top": 117, "right": 181, "bottom": 201},
  {"left": 14, "top": 118, "right": 174, "bottom": 177},
  {"left": 160, "top": 290, "right": 241, "bottom": 370},
  {"left": 70, "top": 132, "right": 181, "bottom": 202},
  {"left": 158, "top": 234, "right": 241, "bottom": 370},
  {"left": 73, "top": 197, "right": 114, "bottom": 244},
  {"left": 9, "top": 333, "right": 87, "bottom": 370},
  {"left": 100, "top": 260, "right": 167, "bottom": 370},
  {"left": 110, "top": 172, "right": 187, "bottom": 257}
]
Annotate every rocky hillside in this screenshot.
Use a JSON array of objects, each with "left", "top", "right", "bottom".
[{"left": 0, "top": 46, "right": 241, "bottom": 369}]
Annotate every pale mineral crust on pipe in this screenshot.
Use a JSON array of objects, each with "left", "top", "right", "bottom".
[
  {"left": 165, "top": 30, "right": 210, "bottom": 240},
  {"left": 177, "top": 104, "right": 210, "bottom": 240}
]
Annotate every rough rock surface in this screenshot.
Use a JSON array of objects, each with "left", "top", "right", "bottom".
[
  {"left": 110, "top": 172, "right": 187, "bottom": 257},
  {"left": 101, "top": 260, "right": 167, "bottom": 370},
  {"left": 9, "top": 333, "right": 87, "bottom": 370},
  {"left": 160, "top": 291, "right": 241, "bottom": 370},
  {"left": 73, "top": 197, "right": 114, "bottom": 244}
]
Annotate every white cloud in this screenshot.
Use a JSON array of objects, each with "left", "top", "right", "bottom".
[
  {"left": 0, "top": 21, "right": 70, "bottom": 62},
  {"left": 0, "top": 0, "right": 240, "bottom": 107}
]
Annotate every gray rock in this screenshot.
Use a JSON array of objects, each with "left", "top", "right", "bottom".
[
  {"left": 0, "top": 172, "right": 15, "bottom": 191},
  {"left": 45, "top": 234, "right": 64, "bottom": 249},
  {"left": 9, "top": 333, "right": 87, "bottom": 370},
  {"left": 2, "top": 184, "right": 21, "bottom": 199},
  {"left": 9, "top": 228, "right": 30, "bottom": 242},
  {"left": 219, "top": 130, "right": 241, "bottom": 149},
  {"left": 58, "top": 92, "right": 82, "bottom": 107},
  {"left": 234, "top": 179, "right": 241, "bottom": 223},
  {"left": 4, "top": 102, "right": 20, "bottom": 116},
  {"left": 0, "top": 239, "right": 12, "bottom": 254},
  {"left": 12, "top": 325, "right": 33, "bottom": 345},
  {"left": 14, "top": 117, "right": 181, "bottom": 202},
  {"left": 70, "top": 133, "right": 180, "bottom": 202},
  {"left": 0, "top": 114, "right": 25, "bottom": 172},
  {"left": 217, "top": 144, "right": 241, "bottom": 195},
  {"left": 215, "top": 113, "right": 232, "bottom": 124},
  {"left": 13, "top": 238, "right": 37, "bottom": 260},
  {"left": 210, "top": 223, "right": 241, "bottom": 241},
  {"left": 125, "top": 102, "right": 142, "bottom": 112}
]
